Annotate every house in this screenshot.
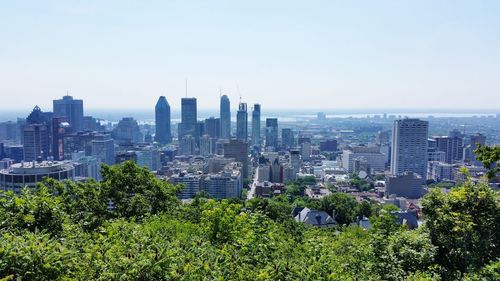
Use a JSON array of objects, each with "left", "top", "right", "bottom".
[
  {"left": 294, "top": 207, "right": 337, "bottom": 228},
  {"left": 392, "top": 210, "right": 419, "bottom": 229}
]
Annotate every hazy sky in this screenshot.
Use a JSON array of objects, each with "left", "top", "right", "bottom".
[{"left": 1, "top": 1, "right": 500, "bottom": 111}]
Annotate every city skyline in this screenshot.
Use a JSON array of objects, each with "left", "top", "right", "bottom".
[{"left": 2, "top": 1, "right": 500, "bottom": 110}]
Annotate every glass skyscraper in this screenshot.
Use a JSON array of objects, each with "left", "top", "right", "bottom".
[
  {"left": 251, "top": 104, "right": 261, "bottom": 148},
  {"left": 179, "top": 97, "right": 197, "bottom": 140},
  {"left": 53, "top": 95, "right": 84, "bottom": 133},
  {"left": 155, "top": 96, "right": 172, "bottom": 144},
  {"left": 236, "top": 102, "right": 248, "bottom": 142},
  {"left": 220, "top": 95, "right": 231, "bottom": 139}
]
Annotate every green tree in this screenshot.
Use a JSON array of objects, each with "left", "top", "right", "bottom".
[
  {"left": 100, "top": 161, "right": 181, "bottom": 219},
  {"left": 319, "top": 192, "right": 359, "bottom": 225},
  {"left": 0, "top": 186, "right": 66, "bottom": 236},
  {"left": 422, "top": 181, "right": 500, "bottom": 275},
  {"left": 475, "top": 144, "right": 500, "bottom": 180}
]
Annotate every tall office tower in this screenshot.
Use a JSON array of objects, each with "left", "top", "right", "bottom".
[
  {"left": 265, "top": 118, "right": 279, "bottom": 149},
  {"left": 23, "top": 106, "right": 51, "bottom": 161},
  {"left": 204, "top": 117, "right": 220, "bottom": 138},
  {"left": 433, "top": 130, "right": 464, "bottom": 164},
  {"left": 391, "top": 119, "right": 429, "bottom": 181},
  {"left": 0, "top": 143, "right": 4, "bottom": 159},
  {"left": 155, "top": 96, "right": 172, "bottom": 144},
  {"left": 281, "top": 128, "right": 294, "bottom": 149},
  {"left": 251, "top": 104, "right": 261, "bottom": 147},
  {"left": 23, "top": 124, "right": 49, "bottom": 161},
  {"left": 53, "top": 95, "right": 84, "bottom": 133},
  {"left": 289, "top": 149, "right": 301, "bottom": 178},
  {"left": 220, "top": 95, "right": 231, "bottom": 139},
  {"left": 91, "top": 134, "right": 115, "bottom": 165},
  {"left": 236, "top": 102, "right": 248, "bottom": 142},
  {"left": 179, "top": 98, "right": 197, "bottom": 140},
  {"left": 52, "top": 117, "right": 70, "bottom": 160},
  {"left": 224, "top": 139, "right": 249, "bottom": 178}
]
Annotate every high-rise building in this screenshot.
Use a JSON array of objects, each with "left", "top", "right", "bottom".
[
  {"left": 251, "top": 104, "right": 261, "bottom": 147},
  {"left": 220, "top": 95, "right": 231, "bottom": 139},
  {"left": 463, "top": 133, "right": 486, "bottom": 165},
  {"left": 155, "top": 96, "right": 172, "bottom": 144},
  {"left": 112, "top": 117, "right": 143, "bottom": 144},
  {"left": 53, "top": 95, "right": 84, "bottom": 132},
  {"left": 23, "top": 124, "right": 49, "bottom": 161},
  {"left": 391, "top": 119, "right": 429, "bottom": 181},
  {"left": 236, "top": 103, "right": 248, "bottom": 142},
  {"left": 289, "top": 149, "right": 301, "bottom": 178},
  {"left": 179, "top": 98, "right": 198, "bottom": 140},
  {"left": 179, "top": 135, "right": 196, "bottom": 156},
  {"left": 23, "top": 106, "right": 51, "bottom": 161},
  {"left": 433, "top": 131, "right": 464, "bottom": 164},
  {"left": 91, "top": 134, "right": 115, "bottom": 165},
  {"left": 265, "top": 118, "right": 279, "bottom": 149},
  {"left": 52, "top": 117, "right": 70, "bottom": 160},
  {"left": 204, "top": 117, "right": 220, "bottom": 139},
  {"left": 224, "top": 139, "right": 249, "bottom": 178},
  {"left": 281, "top": 128, "right": 294, "bottom": 149}
]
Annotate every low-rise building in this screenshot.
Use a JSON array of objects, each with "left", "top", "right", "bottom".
[{"left": 0, "top": 160, "right": 75, "bottom": 194}]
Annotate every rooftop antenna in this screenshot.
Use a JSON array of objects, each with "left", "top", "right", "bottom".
[
  {"left": 185, "top": 79, "right": 188, "bottom": 97},
  {"left": 219, "top": 87, "right": 222, "bottom": 97},
  {"left": 236, "top": 83, "right": 242, "bottom": 103},
  {"left": 66, "top": 90, "right": 69, "bottom": 96}
]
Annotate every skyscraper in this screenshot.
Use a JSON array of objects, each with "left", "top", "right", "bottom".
[
  {"left": 391, "top": 119, "right": 429, "bottom": 181},
  {"left": 251, "top": 104, "right": 261, "bottom": 147},
  {"left": 433, "top": 134, "right": 463, "bottom": 164},
  {"left": 155, "top": 96, "right": 172, "bottom": 144},
  {"left": 91, "top": 134, "right": 115, "bottom": 165},
  {"left": 52, "top": 117, "right": 70, "bottom": 160},
  {"left": 53, "top": 95, "right": 84, "bottom": 133},
  {"left": 220, "top": 95, "right": 231, "bottom": 139},
  {"left": 204, "top": 117, "right": 220, "bottom": 139},
  {"left": 23, "top": 106, "right": 51, "bottom": 161},
  {"left": 281, "top": 128, "right": 294, "bottom": 149},
  {"left": 179, "top": 98, "right": 197, "bottom": 140},
  {"left": 265, "top": 118, "right": 279, "bottom": 149},
  {"left": 23, "top": 124, "right": 49, "bottom": 161},
  {"left": 236, "top": 102, "right": 248, "bottom": 142}
]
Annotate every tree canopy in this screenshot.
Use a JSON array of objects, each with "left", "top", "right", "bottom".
[{"left": 0, "top": 160, "right": 499, "bottom": 280}]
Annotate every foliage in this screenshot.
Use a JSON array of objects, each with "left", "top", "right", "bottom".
[
  {"left": 319, "top": 192, "right": 360, "bottom": 225},
  {"left": 0, "top": 158, "right": 499, "bottom": 280},
  {"left": 349, "top": 173, "right": 373, "bottom": 191},
  {"left": 475, "top": 144, "right": 500, "bottom": 179},
  {"left": 422, "top": 181, "right": 500, "bottom": 275}
]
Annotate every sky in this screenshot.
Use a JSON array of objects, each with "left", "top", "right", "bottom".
[{"left": 1, "top": 0, "right": 500, "bottom": 111}]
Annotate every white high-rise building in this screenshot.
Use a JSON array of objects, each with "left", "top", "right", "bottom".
[{"left": 391, "top": 119, "right": 429, "bottom": 181}]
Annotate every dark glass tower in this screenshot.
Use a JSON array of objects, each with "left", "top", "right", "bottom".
[
  {"left": 180, "top": 98, "right": 197, "bottom": 139},
  {"left": 53, "top": 95, "right": 84, "bottom": 133},
  {"left": 236, "top": 102, "right": 248, "bottom": 142},
  {"left": 265, "top": 118, "right": 279, "bottom": 149},
  {"left": 251, "top": 104, "right": 261, "bottom": 147},
  {"left": 155, "top": 96, "right": 172, "bottom": 144},
  {"left": 220, "top": 95, "right": 231, "bottom": 139}
]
